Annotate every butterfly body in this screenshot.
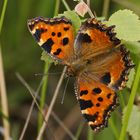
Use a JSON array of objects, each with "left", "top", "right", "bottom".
[
  {"left": 66, "top": 57, "right": 91, "bottom": 78},
  {"left": 27, "top": 16, "right": 134, "bottom": 132}
]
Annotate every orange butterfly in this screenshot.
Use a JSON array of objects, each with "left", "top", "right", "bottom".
[{"left": 27, "top": 17, "right": 134, "bottom": 132}]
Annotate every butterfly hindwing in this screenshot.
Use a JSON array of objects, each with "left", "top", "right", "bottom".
[
  {"left": 75, "top": 79, "right": 118, "bottom": 132},
  {"left": 27, "top": 17, "right": 75, "bottom": 63},
  {"left": 85, "top": 45, "right": 134, "bottom": 90}
]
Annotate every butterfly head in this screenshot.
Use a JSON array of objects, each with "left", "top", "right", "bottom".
[
  {"left": 65, "top": 66, "right": 76, "bottom": 77},
  {"left": 65, "top": 59, "right": 85, "bottom": 77}
]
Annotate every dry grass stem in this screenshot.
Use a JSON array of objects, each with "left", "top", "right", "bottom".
[
  {"left": 36, "top": 66, "right": 67, "bottom": 140},
  {"left": 16, "top": 72, "right": 76, "bottom": 139},
  {"left": 0, "top": 47, "right": 10, "bottom": 140},
  {"left": 102, "top": 0, "right": 110, "bottom": 18},
  {"left": 16, "top": 73, "right": 43, "bottom": 140}
]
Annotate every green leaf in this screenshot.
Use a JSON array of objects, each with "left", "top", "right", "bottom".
[
  {"left": 58, "top": 10, "right": 81, "bottom": 33},
  {"left": 123, "top": 105, "right": 140, "bottom": 140},
  {"left": 124, "top": 41, "right": 140, "bottom": 56},
  {"left": 107, "top": 9, "right": 140, "bottom": 41},
  {"left": 126, "top": 68, "right": 135, "bottom": 88}
]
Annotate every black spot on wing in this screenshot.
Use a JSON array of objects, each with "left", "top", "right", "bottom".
[
  {"left": 62, "top": 37, "right": 69, "bottom": 45},
  {"left": 80, "top": 90, "right": 88, "bottom": 96},
  {"left": 57, "top": 32, "right": 61, "bottom": 37},
  {"left": 33, "top": 29, "right": 47, "bottom": 42},
  {"left": 41, "top": 38, "right": 54, "bottom": 53},
  {"left": 101, "top": 72, "right": 111, "bottom": 85},
  {"left": 93, "top": 88, "right": 102, "bottom": 94},
  {"left": 96, "top": 103, "right": 100, "bottom": 107},
  {"left": 51, "top": 32, "right": 56, "bottom": 36},
  {"left": 107, "top": 93, "right": 112, "bottom": 99},
  {"left": 79, "top": 99, "right": 93, "bottom": 110},
  {"left": 79, "top": 33, "right": 92, "bottom": 43},
  {"left": 83, "top": 112, "right": 98, "bottom": 122},
  {"left": 64, "top": 27, "right": 69, "bottom": 31},
  {"left": 53, "top": 48, "right": 62, "bottom": 55},
  {"left": 98, "top": 97, "right": 103, "bottom": 102}
]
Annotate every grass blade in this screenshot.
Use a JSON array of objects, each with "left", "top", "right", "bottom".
[
  {"left": 119, "top": 62, "right": 140, "bottom": 140},
  {"left": 0, "top": 0, "right": 10, "bottom": 139}
]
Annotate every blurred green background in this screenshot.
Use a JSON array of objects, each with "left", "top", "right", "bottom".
[{"left": 0, "top": 0, "right": 140, "bottom": 140}]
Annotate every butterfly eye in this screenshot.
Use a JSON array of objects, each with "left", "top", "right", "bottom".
[{"left": 66, "top": 66, "right": 75, "bottom": 77}]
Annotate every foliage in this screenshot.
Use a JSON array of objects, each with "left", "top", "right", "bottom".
[
  {"left": 58, "top": 10, "right": 81, "bottom": 33},
  {"left": 123, "top": 105, "right": 140, "bottom": 140},
  {"left": 107, "top": 9, "right": 140, "bottom": 41},
  {"left": 0, "top": 0, "right": 140, "bottom": 140},
  {"left": 126, "top": 68, "right": 135, "bottom": 88}
]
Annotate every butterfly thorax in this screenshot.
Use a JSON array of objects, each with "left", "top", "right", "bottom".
[{"left": 66, "top": 58, "right": 88, "bottom": 77}]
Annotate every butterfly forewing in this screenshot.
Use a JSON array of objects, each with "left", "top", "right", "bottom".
[
  {"left": 27, "top": 17, "right": 75, "bottom": 63},
  {"left": 74, "top": 18, "right": 120, "bottom": 59}
]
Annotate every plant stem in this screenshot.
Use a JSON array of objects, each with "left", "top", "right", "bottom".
[
  {"left": 0, "top": 46, "right": 10, "bottom": 140},
  {"left": 0, "top": 0, "right": 8, "bottom": 33},
  {"left": 61, "top": 0, "right": 71, "bottom": 11},
  {"left": 87, "top": 127, "right": 94, "bottom": 140},
  {"left": 0, "top": 0, "right": 10, "bottom": 140},
  {"left": 16, "top": 73, "right": 43, "bottom": 140},
  {"left": 54, "top": 0, "right": 60, "bottom": 16},
  {"left": 102, "top": 0, "right": 110, "bottom": 19},
  {"left": 38, "top": 62, "right": 50, "bottom": 132},
  {"left": 17, "top": 73, "right": 76, "bottom": 140},
  {"left": 119, "top": 62, "right": 140, "bottom": 140},
  {"left": 36, "top": 66, "right": 67, "bottom": 140}
]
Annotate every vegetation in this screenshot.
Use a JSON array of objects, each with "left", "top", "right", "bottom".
[{"left": 0, "top": 0, "right": 140, "bottom": 140}]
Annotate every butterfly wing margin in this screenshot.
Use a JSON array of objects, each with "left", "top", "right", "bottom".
[
  {"left": 75, "top": 78, "right": 118, "bottom": 132},
  {"left": 27, "top": 17, "right": 75, "bottom": 63}
]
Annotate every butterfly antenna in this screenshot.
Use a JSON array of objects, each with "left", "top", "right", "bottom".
[
  {"left": 35, "top": 72, "right": 63, "bottom": 77},
  {"left": 61, "top": 77, "right": 70, "bottom": 104}
]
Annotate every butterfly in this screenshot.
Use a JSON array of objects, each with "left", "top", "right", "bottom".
[{"left": 27, "top": 16, "right": 134, "bottom": 132}]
